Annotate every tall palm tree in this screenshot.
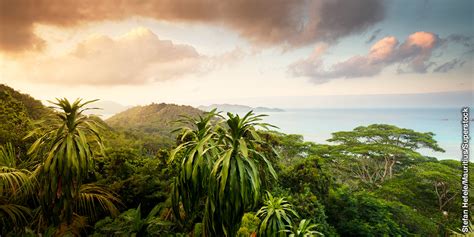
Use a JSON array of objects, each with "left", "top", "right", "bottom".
[
  {"left": 169, "top": 109, "right": 220, "bottom": 223},
  {"left": 170, "top": 110, "right": 277, "bottom": 236},
  {"left": 256, "top": 192, "right": 298, "bottom": 237},
  {"left": 27, "top": 98, "right": 112, "bottom": 226},
  {"left": 204, "top": 111, "right": 277, "bottom": 236}
]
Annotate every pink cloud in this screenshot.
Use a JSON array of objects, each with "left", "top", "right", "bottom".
[
  {"left": 289, "top": 31, "right": 457, "bottom": 82},
  {"left": 368, "top": 36, "right": 398, "bottom": 62},
  {"left": 398, "top": 31, "right": 440, "bottom": 72}
]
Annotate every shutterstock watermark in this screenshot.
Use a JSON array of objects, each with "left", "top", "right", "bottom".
[{"left": 461, "top": 107, "right": 470, "bottom": 233}]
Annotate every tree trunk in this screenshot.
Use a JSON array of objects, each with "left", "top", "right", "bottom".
[
  {"left": 381, "top": 157, "right": 389, "bottom": 182},
  {"left": 388, "top": 159, "right": 396, "bottom": 179}
]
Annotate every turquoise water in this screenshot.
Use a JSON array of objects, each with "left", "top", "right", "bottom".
[{"left": 260, "top": 108, "right": 470, "bottom": 160}]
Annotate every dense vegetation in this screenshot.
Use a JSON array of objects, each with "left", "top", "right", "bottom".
[{"left": 0, "top": 84, "right": 472, "bottom": 236}]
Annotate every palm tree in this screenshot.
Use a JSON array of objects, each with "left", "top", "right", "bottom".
[
  {"left": 204, "top": 111, "right": 277, "bottom": 236},
  {"left": 283, "top": 219, "right": 324, "bottom": 237},
  {"left": 27, "top": 98, "right": 118, "bottom": 228},
  {"left": 170, "top": 110, "right": 277, "bottom": 236},
  {"left": 256, "top": 192, "right": 298, "bottom": 237},
  {"left": 0, "top": 143, "right": 33, "bottom": 233},
  {"left": 169, "top": 109, "right": 219, "bottom": 223}
]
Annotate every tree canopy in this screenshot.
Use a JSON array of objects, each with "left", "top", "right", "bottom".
[{"left": 0, "top": 85, "right": 472, "bottom": 236}]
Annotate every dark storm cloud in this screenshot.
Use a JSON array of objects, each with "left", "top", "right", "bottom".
[{"left": 0, "top": 0, "right": 386, "bottom": 53}]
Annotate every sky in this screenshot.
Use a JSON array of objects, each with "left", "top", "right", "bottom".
[{"left": 0, "top": 0, "right": 472, "bottom": 108}]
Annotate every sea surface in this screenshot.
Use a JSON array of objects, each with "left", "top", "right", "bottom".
[{"left": 258, "top": 108, "right": 471, "bottom": 160}]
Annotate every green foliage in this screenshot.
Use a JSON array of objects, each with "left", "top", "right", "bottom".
[
  {"left": 378, "top": 161, "right": 460, "bottom": 212},
  {"left": 0, "top": 91, "right": 31, "bottom": 147},
  {"left": 238, "top": 213, "right": 260, "bottom": 237},
  {"left": 0, "top": 84, "right": 49, "bottom": 120},
  {"left": 0, "top": 86, "right": 470, "bottom": 237},
  {"left": 285, "top": 191, "right": 337, "bottom": 236},
  {"left": 376, "top": 160, "right": 473, "bottom": 233},
  {"left": 105, "top": 103, "right": 203, "bottom": 153},
  {"left": 325, "top": 187, "right": 409, "bottom": 237},
  {"left": 106, "top": 103, "right": 202, "bottom": 132},
  {"left": 169, "top": 110, "right": 218, "bottom": 224},
  {"left": 0, "top": 144, "right": 33, "bottom": 195},
  {"left": 256, "top": 192, "right": 298, "bottom": 237},
  {"left": 327, "top": 124, "right": 444, "bottom": 187},
  {"left": 96, "top": 147, "right": 174, "bottom": 214},
  {"left": 259, "top": 132, "right": 307, "bottom": 162},
  {"left": 76, "top": 183, "right": 121, "bottom": 220},
  {"left": 93, "top": 204, "right": 173, "bottom": 237},
  {"left": 283, "top": 219, "right": 323, "bottom": 237},
  {"left": 280, "top": 156, "right": 332, "bottom": 199},
  {"left": 205, "top": 111, "right": 277, "bottom": 236},
  {"left": 385, "top": 201, "right": 438, "bottom": 236},
  {"left": 0, "top": 143, "right": 32, "bottom": 235},
  {"left": 27, "top": 98, "right": 106, "bottom": 225},
  {"left": 170, "top": 110, "right": 278, "bottom": 236},
  {"left": 449, "top": 220, "right": 474, "bottom": 236}
]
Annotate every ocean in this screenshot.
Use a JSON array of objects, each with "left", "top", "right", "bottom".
[{"left": 259, "top": 108, "right": 471, "bottom": 160}]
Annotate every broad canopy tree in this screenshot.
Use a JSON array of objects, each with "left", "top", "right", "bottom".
[
  {"left": 378, "top": 161, "right": 463, "bottom": 213},
  {"left": 328, "top": 124, "right": 444, "bottom": 186}
]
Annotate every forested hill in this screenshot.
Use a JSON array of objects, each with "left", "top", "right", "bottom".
[
  {"left": 0, "top": 85, "right": 50, "bottom": 147},
  {"left": 106, "top": 103, "right": 202, "bottom": 133},
  {"left": 104, "top": 103, "right": 203, "bottom": 150},
  {"left": 0, "top": 84, "right": 49, "bottom": 119}
]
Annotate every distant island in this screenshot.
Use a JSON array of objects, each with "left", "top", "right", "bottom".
[{"left": 198, "top": 104, "right": 284, "bottom": 113}]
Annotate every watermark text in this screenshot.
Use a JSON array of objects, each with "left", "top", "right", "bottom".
[{"left": 461, "top": 107, "right": 470, "bottom": 233}]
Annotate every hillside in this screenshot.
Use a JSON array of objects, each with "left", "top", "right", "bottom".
[
  {"left": 0, "top": 85, "right": 51, "bottom": 147},
  {"left": 106, "top": 103, "right": 203, "bottom": 138},
  {"left": 0, "top": 84, "right": 49, "bottom": 119}
]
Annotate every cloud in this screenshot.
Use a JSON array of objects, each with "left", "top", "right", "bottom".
[
  {"left": 433, "top": 58, "right": 466, "bottom": 73},
  {"left": 3, "top": 27, "right": 240, "bottom": 85},
  {"left": 366, "top": 29, "right": 382, "bottom": 44},
  {"left": 445, "top": 34, "right": 474, "bottom": 49},
  {"left": 289, "top": 31, "right": 471, "bottom": 82},
  {"left": 397, "top": 31, "right": 440, "bottom": 73},
  {"left": 0, "top": 0, "right": 386, "bottom": 53}
]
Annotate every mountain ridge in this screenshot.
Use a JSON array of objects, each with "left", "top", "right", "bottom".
[{"left": 198, "top": 103, "right": 284, "bottom": 113}]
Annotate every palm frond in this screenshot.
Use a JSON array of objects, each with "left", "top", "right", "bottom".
[
  {"left": 0, "top": 166, "right": 32, "bottom": 196},
  {"left": 256, "top": 192, "right": 298, "bottom": 237},
  {"left": 76, "top": 183, "right": 121, "bottom": 220},
  {"left": 0, "top": 198, "right": 31, "bottom": 227}
]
